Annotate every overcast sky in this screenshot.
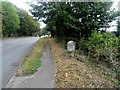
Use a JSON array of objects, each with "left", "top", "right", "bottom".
[{"left": 8, "top": 0, "right": 120, "bottom": 30}]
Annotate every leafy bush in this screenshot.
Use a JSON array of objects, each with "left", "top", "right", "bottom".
[
  {"left": 83, "top": 31, "right": 119, "bottom": 67},
  {"left": 118, "top": 36, "right": 120, "bottom": 60}
]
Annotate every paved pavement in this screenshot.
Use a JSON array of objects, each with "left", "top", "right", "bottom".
[
  {"left": 6, "top": 41, "right": 56, "bottom": 88},
  {"left": 1, "top": 37, "right": 39, "bottom": 88}
]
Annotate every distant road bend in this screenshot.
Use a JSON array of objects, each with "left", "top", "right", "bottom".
[{"left": 1, "top": 37, "right": 39, "bottom": 88}]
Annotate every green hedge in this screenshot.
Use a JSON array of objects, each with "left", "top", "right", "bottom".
[{"left": 80, "top": 31, "right": 119, "bottom": 67}]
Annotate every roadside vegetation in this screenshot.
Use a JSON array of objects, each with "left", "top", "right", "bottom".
[
  {"left": 16, "top": 38, "right": 46, "bottom": 76},
  {"left": 49, "top": 38, "right": 118, "bottom": 88},
  {"left": 31, "top": 2, "right": 120, "bottom": 88},
  {"left": 2, "top": 1, "right": 41, "bottom": 37}
]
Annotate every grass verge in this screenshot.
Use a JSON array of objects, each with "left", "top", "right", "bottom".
[
  {"left": 16, "top": 38, "right": 46, "bottom": 76},
  {"left": 49, "top": 38, "right": 117, "bottom": 88}
]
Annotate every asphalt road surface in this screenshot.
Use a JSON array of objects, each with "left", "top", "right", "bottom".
[
  {"left": 6, "top": 41, "right": 56, "bottom": 88},
  {"left": 1, "top": 37, "right": 39, "bottom": 88}
]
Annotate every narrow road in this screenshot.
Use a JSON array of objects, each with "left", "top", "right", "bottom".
[
  {"left": 6, "top": 41, "right": 56, "bottom": 88},
  {"left": 1, "top": 37, "right": 39, "bottom": 88}
]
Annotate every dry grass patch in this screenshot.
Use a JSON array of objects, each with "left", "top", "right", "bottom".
[
  {"left": 16, "top": 38, "right": 46, "bottom": 76},
  {"left": 49, "top": 38, "right": 116, "bottom": 88}
]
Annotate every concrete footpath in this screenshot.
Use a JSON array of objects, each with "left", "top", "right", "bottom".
[{"left": 6, "top": 41, "right": 56, "bottom": 88}]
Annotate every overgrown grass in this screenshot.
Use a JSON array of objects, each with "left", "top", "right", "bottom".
[{"left": 16, "top": 38, "right": 46, "bottom": 76}]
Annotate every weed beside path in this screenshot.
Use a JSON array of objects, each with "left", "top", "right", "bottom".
[
  {"left": 49, "top": 38, "right": 117, "bottom": 88},
  {"left": 16, "top": 38, "right": 46, "bottom": 76}
]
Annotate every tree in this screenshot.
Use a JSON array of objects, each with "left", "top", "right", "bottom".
[
  {"left": 2, "top": 1, "right": 41, "bottom": 37},
  {"left": 18, "top": 9, "right": 41, "bottom": 36},
  {"left": 30, "top": 2, "right": 118, "bottom": 46},
  {"left": 2, "top": 1, "right": 20, "bottom": 37}
]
